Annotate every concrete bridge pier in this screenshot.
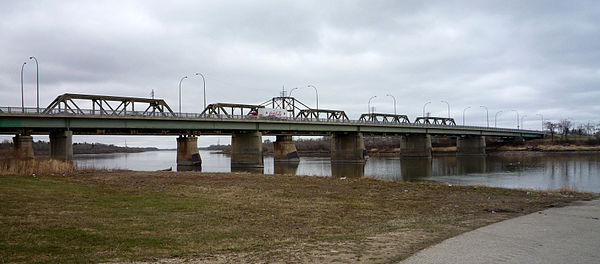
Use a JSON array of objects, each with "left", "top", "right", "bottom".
[
  {"left": 331, "top": 132, "right": 366, "bottom": 163},
  {"left": 274, "top": 135, "right": 299, "bottom": 162},
  {"left": 12, "top": 134, "right": 34, "bottom": 159},
  {"left": 457, "top": 136, "right": 486, "bottom": 155},
  {"left": 400, "top": 134, "right": 432, "bottom": 158},
  {"left": 231, "top": 131, "right": 264, "bottom": 168},
  {"left": 49, "top": 130, "right": 73, "bottom": 161},
  {"left": 176, "top": 135, "right": 202, "bottom": 169}
]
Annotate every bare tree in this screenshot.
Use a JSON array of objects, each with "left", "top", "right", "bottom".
[
  {"left": 545, "top": 121, "right": 558, "bottom": 141},
  {"left": 558, "top": 119, "right": 572, "bottom": 140}
]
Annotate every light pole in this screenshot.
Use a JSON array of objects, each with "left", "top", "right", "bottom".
[
  {"left": 386, "top": 94, "right": 396, "bottom": 115},
  {"left": 289, "top": 87, "right": 299, "bottom": 97},
  {"left": 29, "top": 56, "right": 39, "bottom": 113},
  {"left": 307, "top": 85, "right": 319, "bottom": 110},
  {"left": 520, "top": 115, "right": 527, "bottom": 129},
  {"left": 494, "top": 111, "right": 503, "bottom": 128},
  {"left": 536, "top": 114, "right": 544, "bottom": 131},
  {"left": 195, "top": 73, "right": 206, "bottom": 109},
  {"left": 422, "top": 101, "right": 431, "bottom": 117},
  {"left": 20, "top": 62, "right": 26, "bottom": 113},
  {"left": 512, "top": 110, "right": 520, "bottom": 129},
  {"left": 441, "top": 100, "right": 450, "bottom": 118},
  {"left": 462, "top": 106, "right": 471, "bottom": 126},
  {"left": 480, "top": 105, "right": 489, "bottom": 127},
  {"left": 178, "top": 76, "right": 188, "bottom": 115},
  {"left": 368, "top": 96, "right": 377, "bottom": 115}
]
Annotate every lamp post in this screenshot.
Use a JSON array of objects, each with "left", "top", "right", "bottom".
[
  {"left": 368, "top": 96, "right": 377, "bottom": 115},
  {"left": 20, "top": 62, "right": 26, "bottom": 113},
  {"left": 195, "top": 73, "right": 206, "bottom": 109},
  {"left": 307, "top": 85, "right": 319, "bottom": 110},
  {"left": 494, "top": 111, "right": 503, "bottom": 128},
  {"left": 178, "top": 76, "right": 188, "bottom": 115},
  {"left": 441, "top": 100, "right": 450, "bottom": 118},
  {"left": 289, "top": 87, "right": 299, "bottom": 97},
  {"left": 386, "top": 94, "right": 396, "bottom": 115},
  {"left": 521, "top": 115, "right": 527, "bottom": 130},
  {"left": 536, "top": 114, "right": 544, "bottom": 131},
  {"left": 29, "top": 56, "right": 39, "bottom": 113},
  {"left": 462, "top": 106, "right": 471, "bottom": 126},
  {"left": 512, "top": 110, "right": 520, "bottom": 129},
  {"left": 480, "top": 105, "right": 489, "bottom": 127},
  {"left": 422, "top": 101, "right": 431, "bottom": 117}
]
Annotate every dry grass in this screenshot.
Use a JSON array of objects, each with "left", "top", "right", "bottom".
[
  {"left": 0, "top": 158, "right": 77, "bottom": 175},
  {"left": 1, "top": 170, "right": 597, "bottom": 263}
]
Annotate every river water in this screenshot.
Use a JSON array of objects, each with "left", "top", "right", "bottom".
[{"left": 73, "top": 150, "right": 600, "bottom": 193}]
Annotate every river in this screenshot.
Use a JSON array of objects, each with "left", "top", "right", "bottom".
[{"left": 73, "top": 150, "right": 600, "bottom": 193}]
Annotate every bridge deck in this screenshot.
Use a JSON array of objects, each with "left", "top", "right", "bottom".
[{"left": 0, "top": 108, "right": 544, "bottom": 138}]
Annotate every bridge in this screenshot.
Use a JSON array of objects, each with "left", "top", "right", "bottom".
[{"left": 0, "top": 93, "right": 544, "bottom": 169}]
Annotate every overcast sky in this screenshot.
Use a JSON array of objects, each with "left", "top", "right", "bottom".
[{"left": 1, "top": 0, "right": 599, "bottom": 148}]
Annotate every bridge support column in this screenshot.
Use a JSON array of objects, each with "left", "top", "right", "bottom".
[
  {"left": 49, "top": 131, "right": 73, "bottom": 161},
  {"left": 231, "top": 132, "right": 263, "bottom": 168},
  {"left": 13, "top": 134, "right": 34, "bottom": 159},
  {"left": 457, "top": 136, "right": 486, "bottom": 155},
  {"left": 176, "top": 135, "right": 202, "bottom": 169},
  {"left": 400, "top": 134, "right": 432, "bottom": 158},
  {"left": 274, "top": 135, "right": 299, "bottom": 162},
  {"left": 331, "top": 132, "right": 366, "bottom": 163}
]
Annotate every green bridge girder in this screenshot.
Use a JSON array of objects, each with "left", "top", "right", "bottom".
[{"left": 0, "top": 114, "right": 545, "bottom": 139}]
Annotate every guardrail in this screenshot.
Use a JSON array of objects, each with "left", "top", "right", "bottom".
[{"left": 0, "top": 106, "right": 543, "bottom": 134}]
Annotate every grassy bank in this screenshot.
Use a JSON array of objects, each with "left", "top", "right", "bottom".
[{"left": 1, "top": 168, "right": 597, "bottom": 263}]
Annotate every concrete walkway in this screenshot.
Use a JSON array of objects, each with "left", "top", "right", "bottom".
[{"left": 400, "top": 199, "right": 600, "bottom": 264}]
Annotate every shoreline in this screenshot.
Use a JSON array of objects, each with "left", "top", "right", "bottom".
[{"left": 1, "top": 165, "right": 597, "bottom": 263}]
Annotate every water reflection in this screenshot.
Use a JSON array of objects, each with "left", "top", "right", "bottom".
[
  {"left": 73, "top": 150, "right": 600, "bottom": 192},
  {"left": 400, "top": 158, "right": 432, "bottom": 181},
  {"left": 177, "top": 165, "right": 201, "bottom": 172},
  {"left": 274, "top": 161, "right": 299, "bottom": 175},
  {"left": 231, "top": 167, "right": 265, "bottom": 174},
  {"left": 331, "top": 162, "right": 365, "bottom": 178}
]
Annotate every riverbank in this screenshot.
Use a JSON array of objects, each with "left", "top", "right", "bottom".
[{"left": 1, "top": 166, "right": 596, "bottom": 263}]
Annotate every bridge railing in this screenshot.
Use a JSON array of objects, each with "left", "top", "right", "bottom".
[{"left": 0, "top": 106, "right": 543, "bottom": 134}]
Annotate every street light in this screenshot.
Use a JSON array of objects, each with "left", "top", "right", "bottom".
[
  {"left": 289, "top": 87, "right": 299, "bottom": 97},
  {"left": 521, "top": 115, "right": 527, "bottom": 130},
  {"left": 178, "top": 76, "right": 188, "bottom": 115},
  {"left": 494, "top": 111, "right": 503, "bottom": 128},
  {"left": 480, "top": 105, "right": 489, "bottom": 127},
  {"left": 462, "top": 106, "right": 471, "bottom": 126},
  {"left": 423, "top": 101, "right": 431, "bottom": 117},
  {"left": 441, "top": 100, "right": 450, "bottom": 118},
  {"left": 195, "top": 73, "right": 206, "bottom": 109},
  {"left": 29, "top": 56, "right": 39, "bottom": 113},
  {"left": 307, "top": 85, "right": 319, "bottom": 110},
  {"left": 368, "top": 96, "right": 377, "bottom": 115},
  {"left": 386, "top": 94, "right": 396, "bottom": 115},
  {"left": 536, "top": 114, "right": 544, "bottom": 131},
  {"left": 20, "top": 62, "right": 26, "bottom": 113},
  {"left": 512, "top": 110, "right": 520, "bottom": 129}
]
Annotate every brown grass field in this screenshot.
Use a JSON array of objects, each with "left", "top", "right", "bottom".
[{"left": 0, "top": 159, "right": 597, "bottom": 263}]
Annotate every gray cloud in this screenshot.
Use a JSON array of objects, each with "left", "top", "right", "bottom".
[{"left": 1, "top": 0, "right": 599, "bottom": 147}]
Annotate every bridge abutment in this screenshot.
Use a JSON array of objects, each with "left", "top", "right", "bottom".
[
  {"left": 457, "top": 136, "right": 486, "bottom": 155},
  {"left": 331, "top": 132, "right": 366, "bottom": 163},
  {"left": 176, "top": 135, "right": 202, "bottom": 169},
  {"left": 400, "top": 134, "right": 432, "bottom": 158},
  {"left": 12, "top": 134, "right": 34, "bottom": 159},
  {"left": 49, "top": 131, "right": 73, "bottom": 161},
  {"left": 231, "top": 132, "right": 264, "bottom": 168},
  {"left": 274, "top": 135, "right": 299, "bottom": 162}
]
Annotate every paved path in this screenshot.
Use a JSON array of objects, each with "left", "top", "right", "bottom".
[{"left": 400, "top": 199, "right": 600, "bottom": 264}]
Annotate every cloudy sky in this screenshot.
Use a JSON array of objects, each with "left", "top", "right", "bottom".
[{"left": 1, "top": 0, "right": 599, "bottom": 148}]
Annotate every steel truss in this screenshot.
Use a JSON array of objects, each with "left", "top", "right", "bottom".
[
  {"left": 200, "top": 103, "right": 264, "bottom": 117},
  {"left": 358, "top": 113, "right": 410, "bottom": 123},
  {"left": 43, "top": 93, "right": 175, "bottom": 116},
  {"left": 413, "top": 116, "right": 457, "bottom": 125}
]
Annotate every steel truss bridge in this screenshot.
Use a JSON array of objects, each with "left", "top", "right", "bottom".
[{"left": 0, "top": 93, "right": 543, "bottom": 138}]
